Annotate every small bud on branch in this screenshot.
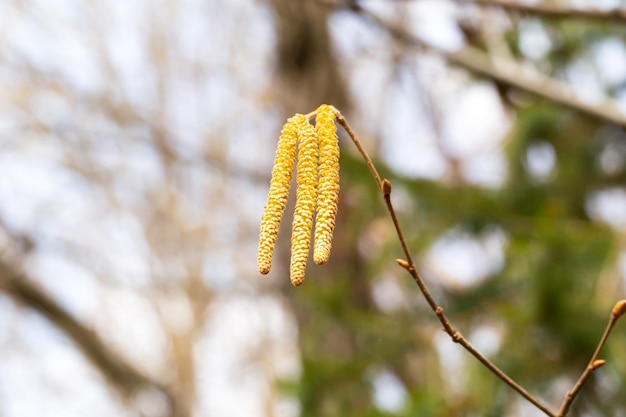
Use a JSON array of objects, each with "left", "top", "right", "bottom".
[
  {"left": 611, "top": 299, "right": 626, "bottom": 320},
  {"left": 382, "top": 179, "right": 392, "bottom": 197},
  {"left": 395, "top": 258, "right": 410, "bottom": 270}
]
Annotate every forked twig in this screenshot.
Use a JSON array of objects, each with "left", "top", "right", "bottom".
[
  {"left": 556, "top": 300, "right": 626, "bottom": 417},
  {"left": 332, "top": 106, "right": 626, "bottom": 417}
]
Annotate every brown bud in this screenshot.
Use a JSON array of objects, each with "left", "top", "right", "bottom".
[
  {"left": 382, "top": 179, "right": 392, "bottom": 197},
  {"left": 612, "top": 300, "right": 626, "bottom": 319},
  {"left": 591, "top": 359, "right": 606, "bottom": 370},
  {"left": 395, "top": 258, "right": 410, "bottom": 270}
]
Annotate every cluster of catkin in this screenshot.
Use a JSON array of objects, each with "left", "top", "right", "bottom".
[{"left": 257, "top": 104, "right": 340, "bottom": 286}]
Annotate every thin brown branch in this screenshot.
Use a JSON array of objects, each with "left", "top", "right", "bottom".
[
  {"left": 457, "top": 0, "right": 626, "bottom": 23},
  {"left": 333, "top": 110, "right": 382, "bottom": 187},
  {"left": 335, "top": 107, "right": 626, "bottom": 416},
  {"left": 333, "top": 109, "right": 556, "bottom": 417},
  {"left": 556, "top": 300, "right": 626, "bottom": 417},
  {"left": 387, "top": 185, "right": 555, "bottom": 416},
  {"left": 352, "top": 7, "right": 626, "bottom": 128}
]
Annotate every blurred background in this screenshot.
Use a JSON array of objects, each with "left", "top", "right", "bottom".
[{"left": 0, "top": 1, "right": 625, "bottom": 416}]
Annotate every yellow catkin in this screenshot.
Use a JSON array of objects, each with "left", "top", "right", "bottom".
[
  {"left": 257, "top": 114, "right": 301, "bottom": 275},
  {"left": 290, "top": 117, "right": 319, "bottom": 286},
  {"left": 313, "top": 104, "right": 340, "bottom": 265}
]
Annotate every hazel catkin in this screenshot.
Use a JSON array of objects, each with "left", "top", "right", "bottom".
[
  {"left": 257, "top": 114, "right": 301, "bottom": 275},
  {"left": 258, "top": 105, "right": 342, "bottom": 287},
  {"left": 313, "top": 104, "right": 340, "bottom": 266},
  {"left": 290, "top": 117, "right": 319, "bottom": 286}
]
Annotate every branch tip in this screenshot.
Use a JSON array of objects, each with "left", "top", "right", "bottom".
[{"left": 611, "top": 299, "right": 626, "bottom": 319}]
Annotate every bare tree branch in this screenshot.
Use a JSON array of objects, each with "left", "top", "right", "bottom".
[
  {"left": 446, "top": 47, "right": 626, "bottom": 126},
  {"left": 352, "top": 6, "right": 626, "bottom": 128},
  {"left": 456, "top": 0, "right": 626, "bottom": 23},
  {"left": 0, "top": 260, "right": 185, "bottom": 416}
]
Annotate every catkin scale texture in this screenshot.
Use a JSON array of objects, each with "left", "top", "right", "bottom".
[
  {"left": 313, "top": 104, "right": 340, "bottom": 265},
  {"left": 257, "top": 115, "right": 301, "bottom": 275},
  {"left": 289, "top": 118, "right": 319, "bottom": 286}
]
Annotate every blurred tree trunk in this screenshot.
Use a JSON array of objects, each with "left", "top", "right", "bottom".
[{"left": 268, "top": 0, "right": 348, "bottom": 113}]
